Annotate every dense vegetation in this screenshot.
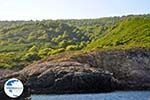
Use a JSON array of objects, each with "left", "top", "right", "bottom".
[
  {"left": 86, "top": 15, "right": 150, "bottom": 50},
  {"left": 0, "top": 14, "right": 149, "bottom": 69}
]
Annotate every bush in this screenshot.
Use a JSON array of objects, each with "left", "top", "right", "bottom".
[
  {"left": 38, "top": 48, "right": 53, "bottom": 57},
  {"left": 49, "top": 48, "right": 65, "bottom": 55},
  {"left": 66, "top": 45, "right": 79, "bottom": 51},
  {"left": 28, "top": 45, "right": 38, "bottom": 52},
  {"left": 23, "top": 52, "right": 41, "bottom": 61},
  {"left": 0, "top": 63, "right": 12, "bottom": 69}
]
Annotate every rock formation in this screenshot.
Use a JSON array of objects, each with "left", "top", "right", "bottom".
[{"left": 0, "top": 48, "right": 150, "bottom": 99}]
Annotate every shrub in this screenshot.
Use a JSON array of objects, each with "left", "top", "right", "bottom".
[
  {"left": 66, "top": 45, "right": 79, "bottom": 51},
  {"left": 23, "top": 52, "right": 41, "bottom": 61}
]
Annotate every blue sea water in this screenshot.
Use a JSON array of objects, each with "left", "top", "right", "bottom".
[{"left": 32, "top": 91, "right": 150, "bottom": 100}]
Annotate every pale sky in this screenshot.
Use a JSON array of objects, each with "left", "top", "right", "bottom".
[{"left": 0, "top": 0, "right": 150, "bottom": 20}]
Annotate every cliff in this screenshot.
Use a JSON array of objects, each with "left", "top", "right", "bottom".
[{"left": 0, "top": 48, "right": 150, "bottom": 98}]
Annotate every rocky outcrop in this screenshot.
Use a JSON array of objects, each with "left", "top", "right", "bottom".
[
  {"left": 0, "top": 48, "right": 150, "bottom": 97},
  {"left": 71, "top": 48, "right": 150, "bottom": 90},
  {"left": 20, "top": 61, "right": 119, "bottom": 94},
  {"left": 0, "top": 62, "right": 119, "bottom": 95},
  {"left": 0, "top": 69, "right": 14, "bottom": 78}
]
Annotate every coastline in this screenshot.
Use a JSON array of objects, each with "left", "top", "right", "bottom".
[{"left": 0, "top": 48, "right": 150, "bottom": 99}]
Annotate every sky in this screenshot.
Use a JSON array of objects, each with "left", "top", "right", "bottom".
[{"left": 0, "top": 0, "right": 150, "bottom": 20}]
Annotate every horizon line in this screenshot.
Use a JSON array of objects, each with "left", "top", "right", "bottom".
[{"left": 0, "top": 13, "right": 149, "bottom": 22}]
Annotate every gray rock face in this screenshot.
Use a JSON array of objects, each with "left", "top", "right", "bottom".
[
  {"left": 71, "top": 48, "right": 150, "bottom": 89},
  {"left": 53, "top": 71, "right": 116, "bottom": 93},
  {"left": 20, "top": 61, "right": 118, "bottom": 94}
]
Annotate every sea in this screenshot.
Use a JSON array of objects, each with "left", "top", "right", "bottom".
[{"left": 31, "top": 91, "right": 150, "bottom": 100}]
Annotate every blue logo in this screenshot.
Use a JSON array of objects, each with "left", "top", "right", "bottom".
[{"left": 4, "top": 78, "right": 24, "bottom": 98}]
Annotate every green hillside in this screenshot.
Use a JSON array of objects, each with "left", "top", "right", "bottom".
[
  {"left": 0, "top": 14, "right": 149, "bottom": 69},
  {"left": 86, "top": 15, "right": 150, "bottom": 50}
]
